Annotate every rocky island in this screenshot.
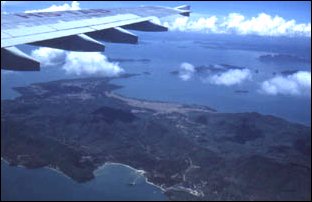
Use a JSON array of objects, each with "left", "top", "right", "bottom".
[
  {"left": 1, "top": 76, "right": 311, "bottom": 201},
  {"left": 258, "top": 53, "right": 310, "bottom": 64}
]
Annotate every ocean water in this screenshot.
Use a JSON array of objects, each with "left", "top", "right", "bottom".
[
  {"left": 1, "top": 32, "right": 311, "bottom": 125},
  {"left": 1, "top": 32, "right": 311, "bottom": 200},
  {"left": 108, "top": 32, "right": 311, "bottom": 125},
  {"left": 1, "top": 161, "right": 167, "bottom": 201}
]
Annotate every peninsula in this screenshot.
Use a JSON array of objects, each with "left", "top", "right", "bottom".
[{"left": 1, "top": 76, "right": 310, "bottom": 201}]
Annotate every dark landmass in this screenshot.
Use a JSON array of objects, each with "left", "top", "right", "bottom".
[
  {"left": 170, "top": 70, "right": 180, "bottom": 75},
  {"left": 142, "top": 71, "right": 151, "bottom": 75},
  {"left": 259, "top": 54, "right": 310, "bottom": 64},
  {"left": 118, "top": 73, "right": 141, "bottom": 79},
  {"left": 272, "top": 70, "right": 301, "bottom": 77},
  {"left": 195, "top": 64, "right": 245, "bottom": 73},
  {"left": 1, "top": 77, "right": 311, "bottom": 201},
  {"left": 170, "top": 64, "right": 246, "bottom": 76},
  {"left": 194, "top": 65, "right": 223, "bottom": 73},
  {"left": 108, "top": 57, "right": 151, "bottom": 63},
  {"left": 193, "top": 37, "right": 311, "bottom": 60},
  {"left": 219, "top": 64, "right": 245, "bottom": 70},
  {"left": 234, "top": 90, "right": 249, "bottom": 94},
  {"left": 280, "top": 70, "right": 300, "bottom": 76}
]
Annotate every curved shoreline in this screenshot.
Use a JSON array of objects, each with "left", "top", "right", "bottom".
[
  {"left": 94, "top": 162, "right": 204, "bottom": 198},
  {"left": 1, "top": 158, "right": 166, "bottom": 194},
  {"left": 2, "top": 158, "right": 199, "bottom": 199},
  {"left": 94, "top": 162, "right": 167, "bottom": 193},
  {"left": 1, "top": 157, "right": 72, "bottom": 181}
]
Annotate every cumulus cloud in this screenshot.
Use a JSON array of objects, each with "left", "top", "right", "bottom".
[
  {"left": 31, "top": 47, "right": 124, "bottom": 77},
  {"left": 163, "top": 13, "right": 311, "bottom": 37},
  {"left": 175, "top": 62, "right": 252, "bottom": 86},
  {"left": 62, "top": 52, "right": 124, "bottom": 76},
  {"left": 178, "top": 62, "right": 195, "bottom": 81},
  {"left": 25, "top": 1, "right": 80, "bottom": 13},
  {"left": 207, "top": 68, "right": 252, "bottom": 86},
  {"left": 260, "top": 71, "right": 311, "bottom": 96},
  {"left": 31, "top": 47, "right": 66, "bottom": 66}
]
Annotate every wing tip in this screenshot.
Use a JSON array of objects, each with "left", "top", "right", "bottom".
[{"left": 175, "top": 5, "right": 191, "bottom": 17}]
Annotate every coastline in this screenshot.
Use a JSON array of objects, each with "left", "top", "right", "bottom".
[
  {"left": 1, "top": 157, "right": 167, "bottom": 195},
  {"left": 1, "top": 158, "right": 170, "bottom": 201},
  {"left": 44, "top": 166, "right": 72, "bottom": 181},
  {"left": 1, "top": 157, "right": 205, "bottom": 199},
  {"left": 94, "top": 161, "right": 203, "bottom": 198},
  {"left": 1, "top": 156, "right": 72, "bottom": 181},
  {"left": 94, "top": 162, "right": 167, "bottom": 193}
]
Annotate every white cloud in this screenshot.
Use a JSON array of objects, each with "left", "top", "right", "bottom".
[
  {"left": 163, "top": 13, "right": 311, "bottom": 37},
  {"left": 260, "top": 71, "right": 311, "bottom": 96},
  {"left": 188, "top": 16, "right": 218, "bottom": 32},
  {"left": 178, "top": 62, "right": 195, "bottom": 81},
  {"left": 31, "top": 47, "right": 124, "bottom": 77},
  {"left": 25, "top": 1, "right": 80, "bottom": 13},
  {"left": 163, "top": 17, "right": 189, "bottom": 31},
  {"left": 176, "top": 63, "right": 252, "bottom": 85},
  {"left": 207, "top": 68, "right": 252, "bottom": 86},
  {"left": 62, "top": 52, "right": 124, "bottom": 76},
  {"left": 31, "top": 47, "right": 66, "bottom": 66}
]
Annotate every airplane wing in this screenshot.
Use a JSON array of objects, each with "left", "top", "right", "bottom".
[{"left": 1, "top": 5, "right": 190, "bottom": 71}]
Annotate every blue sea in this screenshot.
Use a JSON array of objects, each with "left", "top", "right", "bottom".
[
  {"left": 1, "top": 32, "right": 311, "bottom": 200},
  {"left": 1, "top": 161, "right": 167, "bottom": 201}
]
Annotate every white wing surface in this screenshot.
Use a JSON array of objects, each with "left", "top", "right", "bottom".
[{"left": 1, "top": 5, "right": 190, "bottom": 71}]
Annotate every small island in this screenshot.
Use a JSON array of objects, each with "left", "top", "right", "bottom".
[
  {"left": 1, "top": 77, "right": 311, "bottom": 201},
  {"left": 258, "top": 54, "right": 310, "bottom": 64},
  {"left": 234, "top": 90, "right": 249, "bottom": 94},
  {"left": 170, "top": 63, "right": 247, "bottom": 76}
]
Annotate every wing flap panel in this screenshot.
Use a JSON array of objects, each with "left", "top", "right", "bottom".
[
  {"left": 87, "top": 27, "right": 138, "bottom": 44},
  {"left": 29, "top": 34, "right": 105, "bottom": 52},
  {"left": 1, "top": 47, "right": 40, "bottom": 71},
  {"left": 122, "top": 20, "right": 168, "bottom": 32}
]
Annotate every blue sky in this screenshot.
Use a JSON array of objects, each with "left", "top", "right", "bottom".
[{"left": 2, "top": 1, "right": 311, "bottom": 23}]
